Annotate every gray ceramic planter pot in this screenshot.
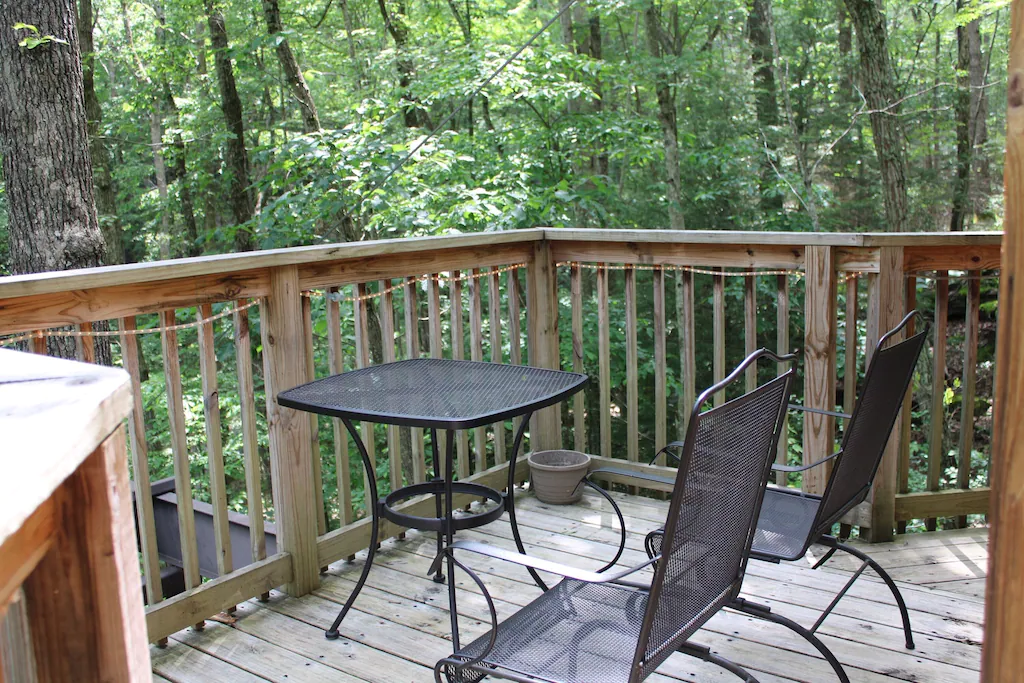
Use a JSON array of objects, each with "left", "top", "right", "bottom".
[{"left": 527, "top": 450, "right": 591, "bottom": 504}]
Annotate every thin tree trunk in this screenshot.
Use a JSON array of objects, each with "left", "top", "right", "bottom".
[
  {"left": 78, "top": 0, "right": 123, "bottom": 265},
  {"left": 262, "top": 0, "right": 321, "bottom": 132},
  {"left": 164, "top": 89, "right": 201, "bottom": 257},
  {"left": 951, "top": 2, "right": 972, "bottom": 232},
  {"left": 844, "top": 0, "right": 909, "bottom": 232},
  {"left": 207, "top": 0, "right": 256, "bottom": 250},
  {"left": 968, "top": 17, "right": 990, "bottom": 220},
  {"left": 377, "top": 0, "right": 430, "bottom": 128},
  {"left": 645, "top": 2, "right": 685, "bottom": 230},
  {"left": 748, "top": 0, "right": 784, "bottom": 217}
]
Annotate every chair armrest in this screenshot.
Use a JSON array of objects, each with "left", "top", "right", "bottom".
[
  {"left": 788, "top": 403, "right": 852, "bottom": 420},
  {"left": 772, "top": 449, "right": 843, "bottom": 473},
  {"left": 431, "top": 539, "right": 658, "bottom": 587},
  {"left": 648, "top": 441, "right": 686, "bottom": 466}
]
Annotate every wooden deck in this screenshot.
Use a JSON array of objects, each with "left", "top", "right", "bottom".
[{"left": 151, "top": 488, "right": 986, "bottom": 682}]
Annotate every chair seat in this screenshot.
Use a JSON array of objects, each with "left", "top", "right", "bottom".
[
  {"left": 444, "top": 579, "right": 648, "bottom": 683},
  {"left": 752, "top": 487, "right": 821, "bottom": 561}
]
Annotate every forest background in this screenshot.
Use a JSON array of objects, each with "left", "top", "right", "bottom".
[{"left": 0, "top": 0, "right": 1007, "bottom": 528}]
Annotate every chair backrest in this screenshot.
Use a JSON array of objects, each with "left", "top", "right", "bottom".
[
  {"left": 812, "top": 311, "right": 928, "bottom": 532},
  {"left": 632, "top": 349, "right": 794, "bottom": 680}
]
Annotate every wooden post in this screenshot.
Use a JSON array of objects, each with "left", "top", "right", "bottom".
[
  {"left": 24, "top": 426, "right": 151, "bottom": 682},
  {"left": 897, "top": 278, "right": 917, "bottom": 534},
  {"left": 776, "top": 274, "right": 790, "bottom": 485},
  {"left": 570, "top": 264, "right": 586, "bottom": 453},
  {"left": 261, "top": 266, "right": 320, "bottom": 596},
  {"left": 712, "top": 269, "right": 726, "bottom": 407},
  {"left": 983, "top": 3, "right": 1024, "bottom": 675},
  {"left": 625, "top": 265, "right": 639, "bottom": 469},
  {"left": 527, "top": 241, "right": 561, "bottom": 452},
  {"left": 653, "top": 267, "right": 667, "bottom": 458},
  {"left": 802, "top": 245, "right": 837, "bottom": 495},
  {"left": 597, "top": 265, "right": 611, "bottom": 459},
  {"left": 957, "top": 273, "right": 981, "bottom": 528},
  {"left": 863, "top": 246, "right": 905, "bottom": 542},
  {"left": 926, "top": 274, "right": 948, "bottom": 531}
]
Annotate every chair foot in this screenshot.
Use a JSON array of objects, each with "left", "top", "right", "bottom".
[
  {"left": 678, "top": 641, "right": 760, "bottom": 682},
  {"left": 835, "top": 542, "right": 915, "bottom": 650},
  {"left": 732, "top": 599, "right": 850, "bottom": 683}
]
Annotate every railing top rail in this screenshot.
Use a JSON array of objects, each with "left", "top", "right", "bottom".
[
  {"left": 0, "top": 229, "right": 546, "bottom": 300},
  {"left": 0, "top": 229, "right": 1002, "bottom": 301}
]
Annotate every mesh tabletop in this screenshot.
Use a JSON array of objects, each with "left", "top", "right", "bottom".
[{"left": 277, "top": 358, "right": 588, "bottom": 429}]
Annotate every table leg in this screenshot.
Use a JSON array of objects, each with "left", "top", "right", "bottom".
[
  {"left": 506, "top": 411, "right": 549, "bottom": 591},
  {"left": 326, "top": 418, "right": 381, "bottom": 640},
  {"left": 444, "top": 428, "right": 461, "bottom": 651},
  {"left": 430, "top": 428, "right": 444, "bottom": 584}
]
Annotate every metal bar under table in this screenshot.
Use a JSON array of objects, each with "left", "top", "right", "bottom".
[{"left": 277, "top": 358, "right": 588, "bottom": 645}]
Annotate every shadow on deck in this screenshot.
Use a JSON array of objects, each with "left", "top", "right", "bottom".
[{"left": 151, "top": 488, "right": 985, "bottom": 683}]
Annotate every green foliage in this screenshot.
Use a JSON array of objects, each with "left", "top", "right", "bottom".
[{"left": 12, "top": 23, "right": 69, "bottom": 50}]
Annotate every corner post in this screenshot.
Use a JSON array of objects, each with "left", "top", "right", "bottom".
[
  {"left": 862, "top": 245, "right": 905, "bottom": 542},
  {"left": 262, "top": 265, "right": 321, "bottom": 595},
  {"left": 982, "top": 4, "right": 1024, "bottom": 677},
  {"left": 527, "top": 240, "right": 561, "bottom": 452},
  {"left": 802, "top": 245, "right": 837, "bottom": 495}
]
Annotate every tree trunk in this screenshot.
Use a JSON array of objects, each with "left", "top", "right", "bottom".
[
  {"left": 0, "top": 0, "right": 108, "bottom": 360},
  {"left": 644, "top": 2, "right": 685, "bottom": 230},
  {"left": 78, "top": 0, "right": 123, "bottom": 265},
  {"left": 844, "top": 0, "right": 909, "bottom": 232},
  {"left": 262, "top": 0, "right": 321, "bottom": 133},
  {"left": 968, "top": 17, "right": 990, "bottom": 220},
  {"left": 164, "top": 89, "right": 201, "bottom": 257},
  {"left": 748, "top": 0, "right": 784, "bottom": 217},
  {"left": 377, "top": 0, "right": 430, "bottom": 128},
  {"left": 207, "top": 0, "right": 256, "bottom": 250},
  {"left": 951, "top": 1, "right": 972, "bottom": 232}
]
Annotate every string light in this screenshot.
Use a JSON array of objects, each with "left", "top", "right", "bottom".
[
  {"left": 0, "top": 265, "right": 527, "bottom": 347},
  {"left": 558, "top": 261, "right": 805, "bottom": 279}
]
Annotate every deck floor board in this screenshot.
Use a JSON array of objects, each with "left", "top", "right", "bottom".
[{"left": 153, "top": 489, "right": 985, "bottom": 682}]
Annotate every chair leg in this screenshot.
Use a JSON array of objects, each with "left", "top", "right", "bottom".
[
  {"left": 580, "top": 476, "right": 627, "bottom": 572},
  {"left": 832, "top": 542, "right": 915, "bottom": 650},
  {"left": 678, "top": 641, "right": 760, "bottom": 682},
  {"left": 731, "top": 600, "right": 850, "bottom": 683}
]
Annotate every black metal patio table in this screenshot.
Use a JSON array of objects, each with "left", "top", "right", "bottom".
[{"left": 277, "top": 357, "right": 588, "bottom": 646}]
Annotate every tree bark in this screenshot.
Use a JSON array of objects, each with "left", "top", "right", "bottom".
[
  {"left": 968, "top": 17, "right": 990, "bottom": 220},
  {"left": 844, "top": 0, "right": 909, "bottom": 232},
  {"left": 262, "top": 0, "right": 321, "bottom": 133},
  {"left": 207, "top": 0, "right": 256, "bottom": 250},
  {"left": 78, "top": 0, "right": 123, "bottom": 265},
  {"left": 748, "top": 0, "right": 784, "bottom": 216}
]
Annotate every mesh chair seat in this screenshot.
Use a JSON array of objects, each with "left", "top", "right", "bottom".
[
  {"left": 443, "top": 580, "right": 648, "bottom": 683},
  {"left": 751, "top": 488, "right": 821, "bottom": 561}
]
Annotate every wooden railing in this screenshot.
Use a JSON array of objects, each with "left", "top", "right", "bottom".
[{"left": 0, "top": 228, "right": 1000, "bottom": 642}]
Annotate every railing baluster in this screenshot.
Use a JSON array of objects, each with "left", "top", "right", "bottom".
[
  {"left": 713, "top": 268, "right": 725, "bottom": 406},
  {"left": 625, "top": 265, "right": 639, "bottom": 475},
  {"left": 653, "top": 267, "right": 667, "bottom": 459},
  {"left": 159, "top": 309, "right": 202, "bottom": 624},
  {"left": 326, "top": 288, "right": 353, "bottom": 536},
  {"left": 804, "top": 246, "right": 838, "bottom": 498},
  {"left": 957, "top": 272, "right": 981, "bottom": 528},
  {"left": 451, "top": 271, "right": 471, "bottom": 479},
  {"left": 197, "top": 304, "right": 234, "bottom": 589},
  {"left": 745, "top": 271, "right": 757, "bottom": 393},
  {"left": 570, "top": 264, "right": 586, "bottom": 454},
  {"left": 489, "top": 268, "right": 507, "bottom": 464},
  {"left": 301, "top": 296, "right": 327, "bottom": 540},
  {"left": 234, "top": 300, "right": 268, "bottom": 580},
  {"left": 897, "top": 277, "right": 917, "bottom": 533},
  {"left": 76, "top": 322, "right": 95, "bottom": 363},
  {"left": 927, "top": 273, "right": 949, "bottom": 531},
  {"left": 597, "top": 264, "right": 611, "bottom": 459},
  {"left": 679, "top": 271, "right": 695, "bottom": 439},
  {"left": 507, "top": 269, "right": 524, "bottom": 444},
  {"left": 470, "top": 268, "right": 486, "bottom": 472},
  {"left": 379, "top": 280, "right": 402, "bottom": 497},
  {"left": 354, "top": 283, "right": 376, "bottom": 512},
  {"left": 119, "top": 316, "right": 162, "bottom": 606},
  {"left": 404, "top": 276, "right": 426, "bottom": 483},
  {"left": 427, "top": 274, "right": 447, "bottom": 470},
  {"left": 776, "top": 274, "right": 790, "bottom": 485},
  {"left": 843, "top": 276, "right": 859, "bottom": 424}
]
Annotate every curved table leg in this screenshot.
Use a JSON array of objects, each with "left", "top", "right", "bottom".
[
  {"left": 505, "top": 411, "right": 549, "bottom": 591},
  {"left": 326, "top": 417, "right": 380, "bottom": 640}
]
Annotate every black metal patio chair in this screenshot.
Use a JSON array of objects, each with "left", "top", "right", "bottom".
[
  {"left": 618, "top": 310, "right": 926, "bottom": 681},
  {"left": 427, "top": 348, "right": 794, "bottom": 683}
]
